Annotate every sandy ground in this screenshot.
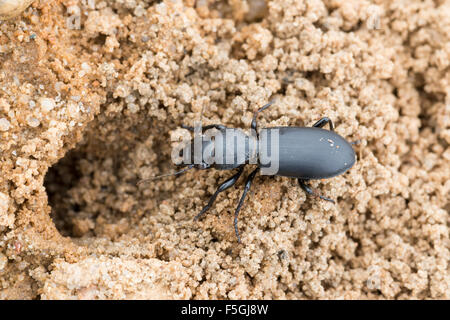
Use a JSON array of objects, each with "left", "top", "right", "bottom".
[{"left": 0, "top": 0, "right": 449, "bottom": 299}]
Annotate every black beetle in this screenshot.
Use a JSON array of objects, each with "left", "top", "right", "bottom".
[{"left": 142, "top": 100, "right": 356, "bottom": 243}]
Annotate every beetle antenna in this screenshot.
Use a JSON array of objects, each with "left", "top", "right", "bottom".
[{"left": 137, "top": 164, "right": 195, "bottom": 185}]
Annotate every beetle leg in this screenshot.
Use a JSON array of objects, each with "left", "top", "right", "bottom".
[
  {"left": 194, "top": 166, "right": 245, "bottom": 221},
  {"left": 181, "top": 124, "right": 195, "bottom": 131},
  {"left": 251, "top": 100, "right": 276, "bottom": 135},
  {"left": 312, "top": 117, "right": 334, "bottom": 131},
  {"left": 181, "top": 124, "right": 227, "bottom": 132},
  {"left": 202, "top": 124, "right": 227, "bottom": 131},
  {"left": 234, "top": 167, "right": 259, "bottom": 243},
  {"left": 298, "top": 179, "right": 335, "bottom": 203}
]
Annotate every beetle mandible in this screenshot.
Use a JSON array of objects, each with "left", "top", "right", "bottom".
[{"left": 141, "top": 100, "right": 356, "bottom": 243}]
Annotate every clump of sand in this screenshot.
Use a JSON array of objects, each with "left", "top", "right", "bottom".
[{"left": 0, "top": 0, "right": 448, "bottom": 299}]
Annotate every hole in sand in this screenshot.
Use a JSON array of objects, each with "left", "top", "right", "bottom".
[
  {"left": 44, "top": 116, "right": 183, "bottom": 241},
  {"left": 44, "top": 148, "right": 96, "bottom": 238}
]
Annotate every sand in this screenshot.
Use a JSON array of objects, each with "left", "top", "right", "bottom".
[{"left": 0, "top": 0, "right": 448, "bottom": 299}]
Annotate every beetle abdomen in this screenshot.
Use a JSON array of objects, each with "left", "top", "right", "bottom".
[{"left": 260, "top": 127, "right": 356, "bottom": 179}]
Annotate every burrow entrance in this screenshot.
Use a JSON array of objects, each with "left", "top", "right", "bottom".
[{"left": 43, "top": 115, "right": 180, "bottom": 240}]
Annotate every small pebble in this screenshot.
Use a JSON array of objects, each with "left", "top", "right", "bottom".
[
  {"left": 26, "top": 116, "right": 40, "bottom": 127},
  {"left": 81, "top": 62, "right": 91, "bottom": 72},
  {"left": 0, "top": 253, "right": 7, "bottom": 271},
  {"left": 127, "top": 103, "right": 139, "bottom": 113},
  {"left": 0, "top": 0, "right": 35, "bottom": 20},
  {"left": 0, "top": 192, "right": 9, "bottom": 215},
  {"left": 0, "top": 118, "right": 11, "bottom": 131},
  {"left": 39, "top": 97, "right": 56, "bottom": 112}
]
